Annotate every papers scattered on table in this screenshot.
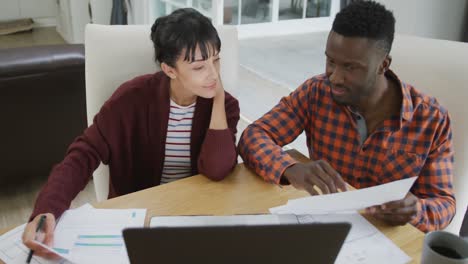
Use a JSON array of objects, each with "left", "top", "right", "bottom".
[
  {"left": 0, "top": 204, "right": 146, "bottom": 264},
  {"left": 0, "top": 223, "right": 67, "bottom": 264},
  {"left": 298, "top": 213, "right": 411, "bottom": 264},
  {"left": 268, "top": 177, "right": 418, "bottom": 264},
  {"left": 270, "top": 177, "right": 418, "bottom": 214}
]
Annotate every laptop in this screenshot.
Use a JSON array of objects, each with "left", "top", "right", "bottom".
[{"left": 123, "top": 219, "right": 350, "bottom": 264}]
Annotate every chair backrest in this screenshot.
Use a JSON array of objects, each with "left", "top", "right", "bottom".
[
  {"left": 391, "top": 34, "right": 468, "bottom": 234},
  {"left": 85, "top": 24, "right": 239, "bottom": 202}
]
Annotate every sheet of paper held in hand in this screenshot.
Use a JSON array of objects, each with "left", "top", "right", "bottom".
[{"left": 270, "top": 176, "right": 418, "bottom": 214}]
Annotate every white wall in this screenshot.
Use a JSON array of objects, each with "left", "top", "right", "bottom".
[
  {"left": 0, "top": 0, "right": 21, "bottom": 21},
  {"left": 18, "top": 0, "right": 56, "bottom": 19},
  {"left": 0, "top": 0, "right": 56, "bottom": 26},
  {"left": 55, "top": 0, "right": 91, "bottom": 43},
  {"left": 129, "top": 0, "right": 151, "bottom": 24},
  {"left": 377, "top": 0, "right": 468, "bottom": 41},
  {"left": 89, "top": 0, "right": 112, "bottom": 25}
]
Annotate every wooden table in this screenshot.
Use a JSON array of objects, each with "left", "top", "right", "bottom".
[{"left": 0, "top": 150, "right": 424, "bottom": 263}]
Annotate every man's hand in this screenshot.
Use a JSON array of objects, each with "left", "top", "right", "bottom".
[
  {"left": 22, "top": 213, "right": 59, "bottom": 259},
  {"left": 366, "top": 192, "right": 419, "bottom": 226},
  {"left": 283, "top": 160, "right": 347, "bottom": 195}
]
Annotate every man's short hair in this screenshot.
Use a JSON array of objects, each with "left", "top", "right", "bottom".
[{"left": 332, "top": 1, "right": 395, "bottom": 53}]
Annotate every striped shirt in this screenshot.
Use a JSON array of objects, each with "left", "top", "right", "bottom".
[
  {"left": 239, "top": 70, "right": 455, "bottom": 232},
  {"left": 160, "top": 100, "right": 195, "bottom": 184}
]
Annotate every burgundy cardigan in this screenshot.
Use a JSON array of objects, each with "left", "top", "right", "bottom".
[{"left": 30, "top": 71, "right": 240, "bottom": 220}]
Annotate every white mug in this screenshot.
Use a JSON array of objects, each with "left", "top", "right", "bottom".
[{"left": 422, "top": 231, "right": 468, "bottom": 264}]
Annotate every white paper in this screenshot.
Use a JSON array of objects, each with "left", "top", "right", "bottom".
[
  {"left": 298, "top": 212, "right": 411, "bottom": 264},
  {"left": 297, "top": 213, "right": 377, "bottom": 243},
  {"left": 335, "top": 232, "right": 411, "bottom": 264},
  {"left": 29, "top": 241, "right": 73, "bottom": 263},
  {"left": 0, "top": 203, "right": 95, "bottom": 264},
  {"left": 49, "top": 207, "right": 146, "bottom": 264},
  {"left": 0, "top": 223, "right": 72, "bottom": 264},
  {"left": 0, "top": 204, "right": 146, "bottom": 264},
  {"left": 270, "top": 177, "right": 418, "bottom": 214}
]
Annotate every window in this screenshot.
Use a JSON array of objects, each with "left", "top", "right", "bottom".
[{"left": 151, "top": 0, "right": 339, "bottom": 38}]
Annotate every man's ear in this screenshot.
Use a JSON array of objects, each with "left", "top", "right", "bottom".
[
  {"left": 378, "top": 54, "right": 392, "bottom": 75},
  {"left": 161, "top": 62, "right": 177, "bottom": 79}
]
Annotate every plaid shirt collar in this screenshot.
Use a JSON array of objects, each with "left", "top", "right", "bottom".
[
  {"left": 387, "top": 69, "right": 414, "bottom": 123},
  {"left": 342, "top": 70, "right": 414, "bottom": 132}
]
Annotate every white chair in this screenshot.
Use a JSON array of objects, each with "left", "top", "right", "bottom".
[
  {"left": 84, "top": 24, "right": 239, "bottom": 202},
  {"left": 391, "top": 34, "right": 468, "bottom": 234}
]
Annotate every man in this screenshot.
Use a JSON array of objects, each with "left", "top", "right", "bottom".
[{"left": 238, "top": 1, "right": 455, "bottom": 232}]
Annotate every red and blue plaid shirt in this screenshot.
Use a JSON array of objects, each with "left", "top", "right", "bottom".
[{"left": 239, "top": 71, "right": 455, "bottom": 232}]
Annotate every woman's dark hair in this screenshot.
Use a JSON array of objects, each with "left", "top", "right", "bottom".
[{"left": 150, "top": 8, "right": 221, "bottom": 67}]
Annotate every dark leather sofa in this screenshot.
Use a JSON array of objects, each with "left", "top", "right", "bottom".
[{"left": 0, "top": 45, "right": 87, "bottom": 186}]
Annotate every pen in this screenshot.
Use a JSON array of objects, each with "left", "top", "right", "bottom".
[{"left": 26, "top": 215, "right": 46, "bottom": 263}]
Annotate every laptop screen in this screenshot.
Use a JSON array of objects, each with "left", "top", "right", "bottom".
[{"left": 123, "top": 223, "right": 350, "bottom": 264}]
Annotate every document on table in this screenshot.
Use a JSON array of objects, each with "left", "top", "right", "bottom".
[
  {"left": 0, "top": 223, "right": 70, "bottom": 264},
  {"left": 150, "top": 213, "right": 411, "bottom": 264},
  {"left": 298, "top": 213, "right": 411, "bottom": 264},
  {"left": 44, "top": 205, "right": 146, "bottom": 264},
  {"left": 0, "top": 204, "right": 146, "bottom": 264},
  {"left": 0, "top": 205, "right": 93, "bottom": 264},
  {"left": 270, "top": 176, "right": 418, "bottom": 214}
]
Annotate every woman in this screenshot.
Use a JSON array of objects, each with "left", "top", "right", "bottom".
[{"left": 22, "top": 8, "right": 239, "bottom": 258}]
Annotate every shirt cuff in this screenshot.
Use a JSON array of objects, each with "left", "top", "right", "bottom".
[
  {"left": 409, "top": 198, "right": 424, "bottom": 227},
  {"left": 276, "top": 159, "right": 298, "bottom": 185}
]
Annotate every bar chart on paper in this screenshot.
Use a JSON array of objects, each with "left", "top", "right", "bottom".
[
  {"left": 42, "top": 206, "right": 146, "bottom": 264},
  {"left": 36, "top": 231, "right": 128, "bottom": 264},
  {"left": 75, "top": 234, "right": 124, "bottom": 248},
  {"left": 0, "top": 204, "right": 146, "bottom": 264}
]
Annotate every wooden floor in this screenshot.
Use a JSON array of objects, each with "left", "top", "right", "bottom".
[
  {"left": 0, "top": 179, "right": 97, "bottom": 229},
  {"left": 0, "top": 27, "right": 65, "bottom": 49}
]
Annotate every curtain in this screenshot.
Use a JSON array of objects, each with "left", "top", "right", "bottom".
[{"left": 110, "top": 0, "right": 128, "bottom": 25}]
